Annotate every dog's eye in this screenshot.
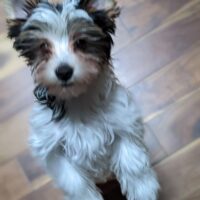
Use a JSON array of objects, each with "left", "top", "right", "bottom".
[
  {"left": 40, "top": 42, "right": 49, "bottom": 51},
  {"left": 75, "top": 39, "right": 87, "bottom": 50}
]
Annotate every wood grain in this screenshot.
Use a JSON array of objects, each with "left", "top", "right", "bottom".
[
  {"left": 114, "top": 0, "right": 188, "bottom": 53},
  {"left": 0, "top": 68, "right": 33, "bottom": 123},
  {"left": 144, "top": 125, "right": 167, "bottom": 164},
  {"left": 155, "top": 139, "right": 200, "bottom": 200},
  {"left": 148, "top": 88, "right": 200, "bottom": 155},
  {"left": 0, "top": 1, "right": 6, "bottom": 35},
  {"left": 114, "top": 0, "right": 200, "bottom": 87},
  {"left": 0, "top": 108, "right": 30, "bottom": 163},
  {"left": 0, "top": 35, "right": 26, "bottom": 80},
  {"left": 131, "top": 41, "right": 200, "bottom": 117},
  {"left": 0, "top": 160, "right": 31, "bottom": 200},
  {"left": 20, "top": 182, "right": 63, "bottom": 200},
  {"left": 17, "top": 150, "right": 45, "bottom": 183},
  {"left": 120, "top": 0, "right": 188, "bottom": 39}
]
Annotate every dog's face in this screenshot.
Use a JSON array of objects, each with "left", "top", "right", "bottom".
[{"left": 6, "top": 0, "right": 119, "bottom": 99}]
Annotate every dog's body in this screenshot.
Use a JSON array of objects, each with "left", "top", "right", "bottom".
[
  {"left": 6, "top": 0, "right": 159, "bottom": 199},
  {"left": 30, "top": 69, "right": 159, "bottom": 200}
]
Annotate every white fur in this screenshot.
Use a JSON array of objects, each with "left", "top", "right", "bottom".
[{"left": 29, "top": 68, "right": 159, "bottom": 200}]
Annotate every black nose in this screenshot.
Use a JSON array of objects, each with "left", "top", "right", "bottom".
[{"left": 55, "top": 64, "right": 73, "bottom": 82}]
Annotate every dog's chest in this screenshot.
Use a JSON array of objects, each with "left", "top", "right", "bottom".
[
  {"left": 60, "top": 117, "right": 114, "bottom": 163},
  {"left": 61, "top": 118, "right": 114, "bottom": 179},
  {"left": 30, "top": 84, "right": 139, "bottom": 179},
  {"left": 30, "top": 104, "right": 116, "bottom": 175}
]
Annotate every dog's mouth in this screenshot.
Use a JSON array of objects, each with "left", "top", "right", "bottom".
[{"left": 61, "top": 82, "right": 74, "bottom": 88}]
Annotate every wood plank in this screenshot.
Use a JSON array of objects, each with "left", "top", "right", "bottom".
[
  {"left": 113, "top": 0, "right": 189, "bottom": 52},
  {"left": 120, "top": 0, "right": 188, "bottom": 38},
  {"left": 113, "top": 0, "right": 143, "bottom": 53},
  {"left": 0, "top": 160, "right": 31, "bottom": 200},
  {"left": 0, "top": 108, "right": 30, "bottom": 163},
  {"left": 0, "top": 36, "right": 33, "bottom": 124},
  {"left": 0, "top": 35, "right": 26, "bottom": 80},
  {"left": 20, "top": 182, "right": 63, "bottom": 200},
  {"left": 0, "top": 67, "right": 33, "bottom": 123},
  {"left": 147, "top": 88, "right": 200, "bottom": 155},
  {"left": 182, "top": 189, "right": 200, "bottom": 200},
  {"left": 17, "top": 150, "right": 46, "bottom": 183},
  {"left": 130, "top": 41, "right": 200, "bottom": 117},
  {"left": 144, "top": 125, "right": 167, "bottom": 164},
  {"left": 113, "top": 0, "right": 188, "bottom": 53},
  {"left": 117, "top": 0, "right": 144, "bottom": 8},
  {"left": 113, "top": 18, "right": 132, "bottom": 53},
  {"left": 155, "top": 139, "right": 200, "bottom": 200},
  {"left": 0, "top": 2, "right": 6, "bottom": 35},
  {"left": 114, "top": 0, "right": 200, "bottom": 87}
]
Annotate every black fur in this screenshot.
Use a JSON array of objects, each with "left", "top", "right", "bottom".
[
  {"left": 89, "top": 11, "right": 116, "bottom": 61},
  {"left": 78, "top": 0, "right": 90, "bottom": 9},
  {"left": 90, "top": 10, "right": 116, "bottom": 34},
  {"left": 13, "top": 35, "right": 41, "bottom": 65},
  {"left": 56, "top": 4, "right": 63, "bottom": 13},
  {"left": 7, "top": 19, "right": 26, "bottom": 39},
  {"left": 34, "top": 85, "right": 66, "bottom": 121}
]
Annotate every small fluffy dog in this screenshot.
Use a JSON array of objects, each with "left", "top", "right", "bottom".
[{"left": 6, "top": 0, "right": 159, "bottom": 199}]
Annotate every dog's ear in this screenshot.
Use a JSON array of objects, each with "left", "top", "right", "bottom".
[
  {"left": 79, "top": 0, "right": 120, "bottom": 35},
  {"left": 5, "top": 0, "right": 40, "bottom": 39},
  {"left": 80, "top": 0, "right": 120, "bottom": 20},
  {"left": 5, "top": 0, "right": 40, "bottom": 19}
]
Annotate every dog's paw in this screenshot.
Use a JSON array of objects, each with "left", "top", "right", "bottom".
[
  {"left": 127, "top": 188, "right": 158, "bottom": 200},
  {"left": 126, "top": 173, "right": 160, "bottom": 200}
]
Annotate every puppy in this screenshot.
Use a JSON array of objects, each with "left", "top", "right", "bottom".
[{"left": 6, "top": 0, "right": 160, "bottom": 199}]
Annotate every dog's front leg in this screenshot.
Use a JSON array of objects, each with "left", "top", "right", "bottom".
[
  {"left": 45, "top": 152, "right": 103, "bottom": 200},
  {"left": 111, "top": 137, "right": 159, "bottom": 200}
]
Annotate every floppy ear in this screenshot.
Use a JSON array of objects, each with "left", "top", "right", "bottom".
[
  {"left": 80, "top": 0, "right": 120, "bottom": 20},
  {"left": 5, "top": 0, "right": 40, "bottom": 19}
]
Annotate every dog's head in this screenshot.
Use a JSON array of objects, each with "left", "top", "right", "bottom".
[{"left": 6, "top": 0, "right": 120, "bottom": 99}]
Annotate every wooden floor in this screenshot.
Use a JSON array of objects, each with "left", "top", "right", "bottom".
[{"left": 1, "top": 0, "right": 200, "bottom": 199}]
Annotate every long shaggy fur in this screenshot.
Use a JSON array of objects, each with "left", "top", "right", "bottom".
[{"left": 6, "top": 0, "right": 160, "bottom": 199}]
